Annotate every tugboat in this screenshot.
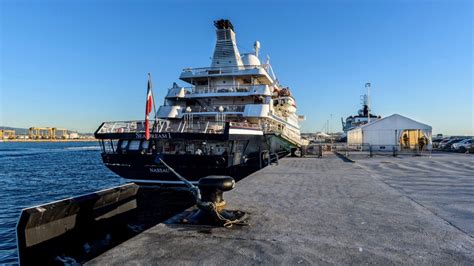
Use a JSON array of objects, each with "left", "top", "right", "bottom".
[
  {"left": 94, "top": 19, "right": 307, "bottom": 184},
  {"left": 341, "top": 83, "right": 381, "bottom": 134}
]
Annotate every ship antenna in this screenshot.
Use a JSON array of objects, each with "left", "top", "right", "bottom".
[{"left": 266, "top": 55, "right": 278, "bottom": 82}]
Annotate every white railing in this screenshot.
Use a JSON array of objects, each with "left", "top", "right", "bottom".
[
  {"left": 181, "top": 64, "right": 270, "bottom": 76},
  {"left": 166, "top": 84, "right": 269, "bottom": 98},
  {"left": 191, "top": 84, "right": 268, "bottom": 94},
  {"left": 193, "top": 86, "right": 249, "bottom": 94},
  {"left": 229, "top": 122, "right": 262, "bottom": 130},
  {"left": 96, "top": 120, "right": 227, "bottom": 134},
  {"left": 187, "top": 105, "right": 245, "bottom": 113}
]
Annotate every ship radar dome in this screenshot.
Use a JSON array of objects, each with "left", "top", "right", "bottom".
[{"left": 241, "top": 53, "right": 261, "bottom": 66}]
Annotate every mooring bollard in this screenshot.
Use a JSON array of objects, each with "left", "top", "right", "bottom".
[{"left": 185, "top": 176, "right": 247, "bottom": 227}]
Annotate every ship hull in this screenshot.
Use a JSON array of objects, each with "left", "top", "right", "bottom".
[
  {"left": 102, "top": 154, "right": 262, "bottom": 183},
  {"left": 97, "top": 132, "right": 293, "bottom": 184}
]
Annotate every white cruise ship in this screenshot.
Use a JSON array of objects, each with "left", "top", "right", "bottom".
[{"left": 94, "top": 19, "right": 308, "bottom": 183}]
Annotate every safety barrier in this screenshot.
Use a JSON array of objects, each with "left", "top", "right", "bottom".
[{"left": 330, "top": 143, "right": 432, "bottom": 158}]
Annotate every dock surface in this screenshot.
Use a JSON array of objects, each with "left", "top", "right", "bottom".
[{"left": 89, "top": 153, "right": 474, "bottom": 264}]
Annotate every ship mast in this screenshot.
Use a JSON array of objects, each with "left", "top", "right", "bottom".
[{"left": 365, "top": 82, "right": 371, "bottom": 123}]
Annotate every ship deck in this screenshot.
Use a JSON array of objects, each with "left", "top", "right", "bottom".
[{"left": 88, "top": 153, "right": 474, "bottom": 264}]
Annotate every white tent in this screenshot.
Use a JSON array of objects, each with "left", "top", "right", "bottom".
[{"left": 347, "top": 114, "right": 432, "bottom": 150}]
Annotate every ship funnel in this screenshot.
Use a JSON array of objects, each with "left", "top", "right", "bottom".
[{"left": 211, "top": 19, "right": 243, "bottom": 68}]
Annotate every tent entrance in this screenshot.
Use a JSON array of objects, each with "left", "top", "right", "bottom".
[{"left": 400, "top": 129, "right": 428, "bottom": 150}]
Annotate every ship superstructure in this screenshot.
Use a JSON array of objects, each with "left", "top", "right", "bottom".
[
  {"left": 342, "top": 84, "right": 381, "bottom": 133},
  {"left": 157, "top": 19, "right": 304, "bottom": 147},
  {"left": 94, "top": 19, "right": 307, "bottom": 183}
]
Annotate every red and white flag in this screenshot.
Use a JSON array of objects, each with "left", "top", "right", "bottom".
[{"left": 145, "top": 73, "right": 153, "bottom": 140}]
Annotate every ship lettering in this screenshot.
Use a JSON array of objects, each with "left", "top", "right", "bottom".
[
  {"left": 135, "top": 133, "right": 170, "bottom": 139},
  {"left": 149, "top": 168, "right": 170, "bottom": 173}
]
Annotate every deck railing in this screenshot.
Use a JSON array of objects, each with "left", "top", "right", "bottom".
[
  {"left": 187, "top": 105, "right": 245, "bottom": 113},
  {"left": 95, "top": 119, "right": 271, "bottom": 136},
  {"left": 192, "top": 84, "right": 269, "bottom": 94},
  {"left": 96, "top": 120, "right": 227, "bottom": 134},
  {"left": 229, "top": 121, "right": 262, "bottom": 130},
  {"left": 96, "top": 119, "right": 309, "bottom": 145},
  {"left": 181, "top": 64, "right": 270, "bottom": 76}
]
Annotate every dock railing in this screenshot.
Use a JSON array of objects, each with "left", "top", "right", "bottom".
[{"left": 330, "top": 143, "right": 432, "bottom": 159}]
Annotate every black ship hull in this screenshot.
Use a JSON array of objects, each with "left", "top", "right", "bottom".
[
  {"left": 96, "top": 128, "right": 295, "bottom": 184},
  {"left": 102, "top": 153, "right": 263, "bottom": 183}
]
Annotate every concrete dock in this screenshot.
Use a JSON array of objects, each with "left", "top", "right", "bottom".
[{"left": 89, "top": 153, "right": 474, "bottom": 264}]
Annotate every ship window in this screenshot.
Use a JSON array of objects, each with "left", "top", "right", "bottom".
[
  {"left": 185, "top": 143, "right": 195, "bottom": 154},
  {"left": 142, "top": 140, "right": 149, "bottom": 149},
  {"left": 121, "top": 140, "right": 129, "bottom": 150},
  {"left": 164, "top": 141, "right": 176, "bottom": 154},
  {"left": 111, "top": 140, "right": 119, "bottom": 152},
  {"left": 154, "top": 139, "right": 164, "bottom": 153},
  {"left": 104, "top": 140, "right": 118, "bottom": 153},
  {"left": 128, "top": 140, "right": 140, "bottom": 150}
]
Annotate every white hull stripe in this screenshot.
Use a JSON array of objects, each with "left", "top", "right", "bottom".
[{"left": 229, "top": 128, "right": 264, "bottom": 135}]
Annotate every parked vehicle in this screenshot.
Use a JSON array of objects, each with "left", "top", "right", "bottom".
[
  {"left": 452, "top": 138, "right": 473, "bottom": 153},
  {"left": 432, "top": 138, "right": 444, "bottom": 148},
  {"left": 438, "top": 138, "right": 452, "bottom": 149},
  {"left": 442, "top": 138, "right": 466, "bottom": 151},
  {"left": 438, "top": 138, "right": 454, "bottom": 149}
]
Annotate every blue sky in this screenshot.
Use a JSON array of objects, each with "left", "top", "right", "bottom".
[{"left": 1, "top": 0, "right": 472, "bottom": 135}]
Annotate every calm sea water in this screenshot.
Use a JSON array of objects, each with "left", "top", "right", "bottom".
[{"left": 0, "top": 141, "right": 124, "bottom": 264}]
